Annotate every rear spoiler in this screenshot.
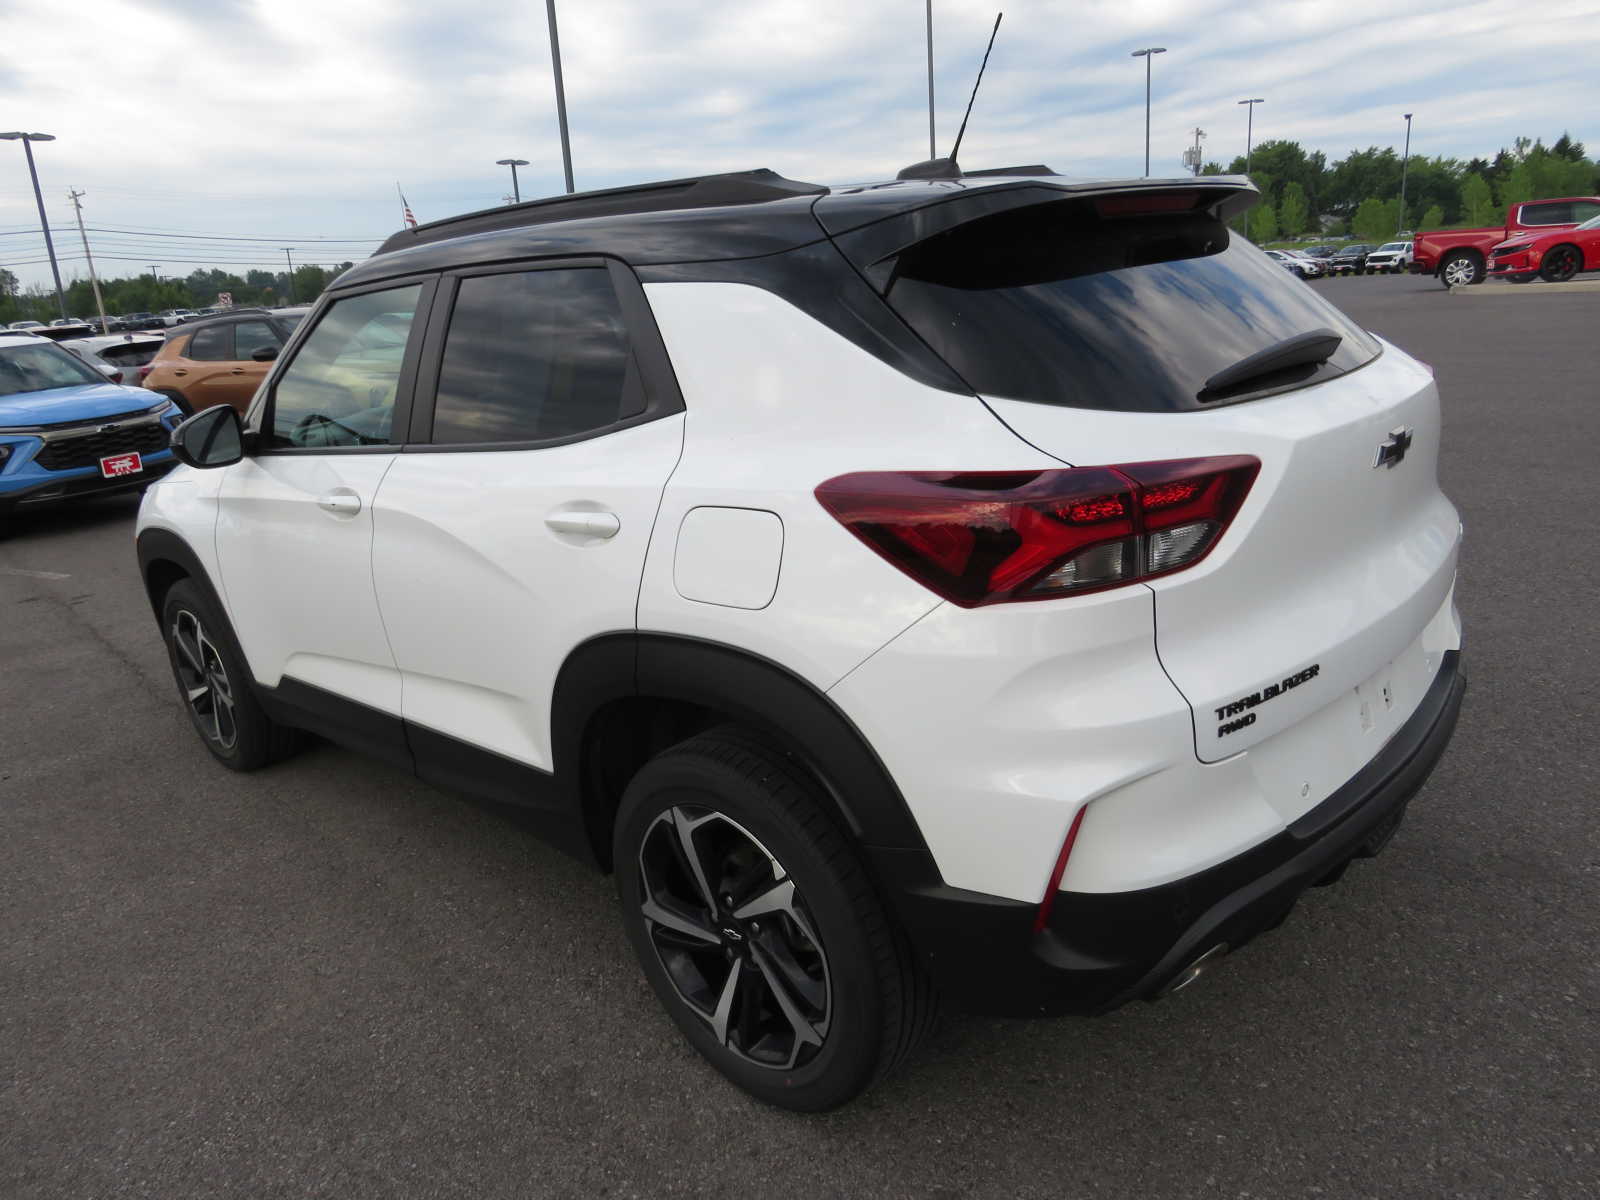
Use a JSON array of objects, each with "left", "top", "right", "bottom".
[{"left": 821, "top": 177, "right": 1259, "bottom": 292}]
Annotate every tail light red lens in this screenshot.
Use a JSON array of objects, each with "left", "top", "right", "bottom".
[
  {"left": 108, "top": 371, "right": 124, "bottom": 384},
  {"left": 815, "top": 456, "right": 1259, "bottom": 607},
  {"left": 138, "top": 365, "right": 154, "bottom": 380}
]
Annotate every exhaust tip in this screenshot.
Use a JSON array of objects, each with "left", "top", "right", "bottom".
[{"left": 1155, "top": 943, "right": 1229, "bottom": 998}]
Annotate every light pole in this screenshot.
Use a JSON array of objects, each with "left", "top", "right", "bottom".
[
  {"left": 545, "top": 0, "right": 575, "bottom": 193},
  {"left": 925, "top": 0, "right": 936, "bottom": 160},
  {"left": 0, "top": 132, "right": 67, "bottom": 320},
  {"left": 1398, "top": 113, "right": 1414, "bottom": 234},
  {"left": 1130, "top": 48, "right": 1166, "bottom": 178},
  {"left": 1238, "top": 98, "right": 1264, "bottom": 174},
  {"left": 497, "top": 158, "right": 529, "bottom": 203},
  {"left": 283, "top": 248, "right": 296, "bottom": 303}
]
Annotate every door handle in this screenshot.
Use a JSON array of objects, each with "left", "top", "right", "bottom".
[
  {"left": 545, "top": 511, "right": 620, "bottom": 539},
  {"left": 230, "top": 367, "right": 246, "bottom": 375},
  {"left": 317, "top": 492, "right": 362, "bottom": 516},
  {"left": 173, "top": 368, "right": 188, "bottom": 376}
]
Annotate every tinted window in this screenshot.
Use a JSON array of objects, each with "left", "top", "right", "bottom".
[
  {"left": 269, "top": 285, "right": 422, "bottom": 449},
  {"left": 0, "top": 341, "right": 105, "bottom": 397},
  {"left": 1570, "top": 203, "right": 1600, "bottom": 225},
  {"left": 188, "top": 325, "right": 231, "bottom": 361},
  {"left": 233, "top": 320, "right": 279, "bottom": 360},
  {"left": 430, "top": 268, "right": 641, "bottom": 444},
  {"left": 1521, "top": 202, "right": 1572, "bottom": 225},
  {"left": 881, "top": 198, "right": 1381, "bottom": 413}
]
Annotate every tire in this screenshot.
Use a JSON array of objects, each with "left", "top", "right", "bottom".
[
  {"left": 159, "top": 578, "right": 299, "bottom": 770},
  {"left": 1540, "top": 244, "right": 1582, "bottom": 283},
  {"left": 614, "top": 728, "right": 935, "bottom": 1111},
  {"left": 1439, "top": 251, "right": 1483, "bottom": 288}
]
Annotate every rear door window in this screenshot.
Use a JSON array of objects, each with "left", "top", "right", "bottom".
[
  {"left": 232, "top": 320, "right": 279, "bottom": 361},
  {"left": 428, "top": 267, "right": 642, "bottom": 445},
  {"left": 187, "top": 325, "right": 232, "bottom": 361},
  {"left": 876, "top": 196, "right": 1380, "bottom": 413},
  {"left": 1521, "top": 202, "right": 1572, "bottom": 225}
]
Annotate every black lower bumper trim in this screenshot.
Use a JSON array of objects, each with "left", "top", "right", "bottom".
[
  {"left": 1, "top": 459, "right": 175, "bottom": 511},
  {"left": 868, "top": 649, "right": 1465, "bottom": 1018}
]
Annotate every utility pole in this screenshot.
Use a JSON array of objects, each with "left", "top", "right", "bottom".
[
  {"left": 1189, "top": 127, "right": 1205, "bottom": 177},
  {"left": 0, "top": 132, "right": 67, "bottom": 319},
  {"left": 283, "top": 247, "right": 296, "bottom": 303},
  {"left": 925, "top": 0, "right": 936, "bottom": 160},
  {"left": 1398, "top": 113, "right": 1414, "bottom": 235},
  {"left": 545, "top": 0, "right": 575, "bottom": 193},
  {"left": 67, "top": 189, "right": 109, "bottom": 333}
]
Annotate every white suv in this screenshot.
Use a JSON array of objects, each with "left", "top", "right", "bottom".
[{"left": 137, "top": 166, "right": 1465, "bottom": 1111}]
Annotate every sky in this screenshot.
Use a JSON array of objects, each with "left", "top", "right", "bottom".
[{"left": 2, "top": 0, "right": 1597, "bottom": 290}]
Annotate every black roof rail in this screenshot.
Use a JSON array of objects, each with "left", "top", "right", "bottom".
[{"left": 375, "top": 168, "right": 828, "bottom": 256}]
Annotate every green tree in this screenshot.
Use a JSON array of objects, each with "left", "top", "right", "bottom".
[
  {"left": 1418, "top": 204, "right": 1444, "bottom": 232},
  {"left": 1461, "top": 172, "right": 1497, "bottom": 226},
  {"left": 1353, "top": 197, "right": 1399, "bottom": 242},
  {"left": 1249, "top": 200, "right": 1279, "bottom": 242},
  {"left": 1278, "top": 181, "right": 1309, "bottom": 238},
  {"left": 0, "top": 267, "right": 17, "bottom": 298}
]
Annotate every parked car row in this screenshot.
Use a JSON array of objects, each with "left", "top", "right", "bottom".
[{"left": 1413, "top": 196, "right": 1600, "bottom": 286}]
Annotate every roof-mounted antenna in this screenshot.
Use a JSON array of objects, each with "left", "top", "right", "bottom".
[{"left": 898, "top": 11, "right": 1003, "bottom": 181}]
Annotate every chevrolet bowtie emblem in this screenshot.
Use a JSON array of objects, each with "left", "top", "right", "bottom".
[{"left": 1374, "top": 426, "right": 1413, "bottom": 469}]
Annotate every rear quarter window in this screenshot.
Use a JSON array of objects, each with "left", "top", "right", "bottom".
[{"left": 881, "top": 198, "right": 1381, "bottom": 413}]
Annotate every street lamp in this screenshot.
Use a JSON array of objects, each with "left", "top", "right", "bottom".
[
  {"left": 1238, "top": 98, "right": 1264, "bottom": 174},
  {"left": 1130, "top": 48, "right": 1166, "bottom": 178},
  {"left": 496, "top": 158, "right": 530, "bottom": 203},
  {"left": 0, "top": 131, "right": 67, "bottom": 320},
  {"left": 1398, "top": 113, "right": 1414, "bottom": 235}
]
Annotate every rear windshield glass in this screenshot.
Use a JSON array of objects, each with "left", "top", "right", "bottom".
[{"left": 881, "top": 198, "right": 1380, "bottom": 412}]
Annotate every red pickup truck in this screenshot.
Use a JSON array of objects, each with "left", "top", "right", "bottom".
[{"left": 1412, "top": 196, "right": 1600, "bottom": 287}]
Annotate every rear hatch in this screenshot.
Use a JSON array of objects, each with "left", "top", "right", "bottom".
[{"left": 824, "top": 178, "right": 1460, "bottom": 763}]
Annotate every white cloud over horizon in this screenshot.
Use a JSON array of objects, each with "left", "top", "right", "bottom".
[{"left": 2, "top": 0, "right": 1596, "bottom": 288}]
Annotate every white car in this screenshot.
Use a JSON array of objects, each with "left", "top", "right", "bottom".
[
  {"left": 159, "top": 309, "right": 199, "bottom": 327},
  {"left": 135, "top": 166, "right": 1465, "bottom": 1111},
  {"left": 57, "top": 333, "right": 168, "bottom": 385},
  {"left": 1365, "top": 241, "right": 1414, "bottom": 273},
  {"left": 1263, "top": 249, "right": 1324, "bottom": 279}
]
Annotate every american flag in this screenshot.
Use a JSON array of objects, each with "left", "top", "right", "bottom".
[{"left": 397, "top": 184, "right": 418, "bottom": 229}]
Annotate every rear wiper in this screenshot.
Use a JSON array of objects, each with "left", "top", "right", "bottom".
[{"left": 1198, "top": 328, "right": 1342, "bottom": 401}]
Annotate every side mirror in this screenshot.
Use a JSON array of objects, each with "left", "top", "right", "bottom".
[
  {"left": 170, "top": 404, "right": 245, "bottom": 469},
  {"left": 250, "top": 345, "right": 279, "bottom": 362}
]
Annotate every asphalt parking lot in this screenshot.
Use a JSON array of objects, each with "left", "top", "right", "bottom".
[{"left": 3, "top": 274, "right": 1597, "bottom": 1198}]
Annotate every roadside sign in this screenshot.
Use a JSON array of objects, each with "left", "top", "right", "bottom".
[{"left": 218, "top": 292, "right": 233, "bottom": 307}]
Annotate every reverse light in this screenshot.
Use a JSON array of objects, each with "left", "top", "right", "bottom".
[{"left": 815, "top": 456, "right": 1259, "bottom": 607}]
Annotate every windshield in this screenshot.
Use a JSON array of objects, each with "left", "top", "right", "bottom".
[
  {"left": 0, "top": 340, "right": 107, "bottom": 397},
  {"left": 1377, "top": 242, "right": 1406, "bottom": 252},
  {"left": 881, "top": 198, "right": 1381, "bottom": 413}
]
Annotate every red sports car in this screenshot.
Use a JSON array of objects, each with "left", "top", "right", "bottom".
[{"left": 1490, "top": 214, "right": 1600, "bottom": 283}]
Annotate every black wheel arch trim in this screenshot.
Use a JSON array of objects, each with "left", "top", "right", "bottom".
[
  {"left": 552, "top": 631, "right": 934, "bottom": 868},
  {"left": 137, "top": 526, "right": 228, "bottom": 624}
]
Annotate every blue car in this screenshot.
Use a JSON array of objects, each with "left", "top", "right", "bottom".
[{"left": 1, "top": 331, "right": 184, "bottom": 516}]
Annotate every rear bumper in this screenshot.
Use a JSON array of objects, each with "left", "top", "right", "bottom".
[{"left": 869, "top": 649, "right": 1465, "bottom": 1017}]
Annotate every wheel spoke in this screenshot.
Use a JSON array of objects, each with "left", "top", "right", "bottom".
[
  {"left": 756, "top": 928, "right": 827, "bottom": 1014},
  {"left": 750, "top": 942, "right": 823, "bottom": 1052},
  {"left": 731, "top": 877, "right": 795, "bottom": 922},
  {"left": 641, "top": 894, "right": 720, "bottom": 945},
  {"left": 709, "top": 962, "right": 742, "bottom": 1046},
  {"left": 670, "top": 807, "right": 719, "bottom": 913},
  {"left": 185, "top": 683, "right": 210, "bottom": 704},
  {"left": 173, "top": 626, "right": 204, "bottom": 676}
]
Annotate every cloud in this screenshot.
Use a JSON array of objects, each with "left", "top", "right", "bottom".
[{"left": 1, "top": 0, "right": 1595, "bottom": 287}]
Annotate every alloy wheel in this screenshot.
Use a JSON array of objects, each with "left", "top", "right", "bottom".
[
  {"left": 637, "top": 805, "right": 831, "bottom": 1070},
  {"left": 1543, "top": 247, "right": 1580, "bottom": 283},
  {"left": 1442, "top": 256, "right": 1477, "bottom": 286},
  {"left": 171, "top": 608, "right": 238, "bottom": 750}
]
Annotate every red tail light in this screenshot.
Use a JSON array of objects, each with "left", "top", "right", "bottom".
[
  {"left": 108, "top": 371, "right": 124, "bottom": 384},
  {"left": 815, "top": 456, "right": 1259, "bottom": 607},
  {"left": 138, "top": 365, "right": 154, "bottom": 380}
]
